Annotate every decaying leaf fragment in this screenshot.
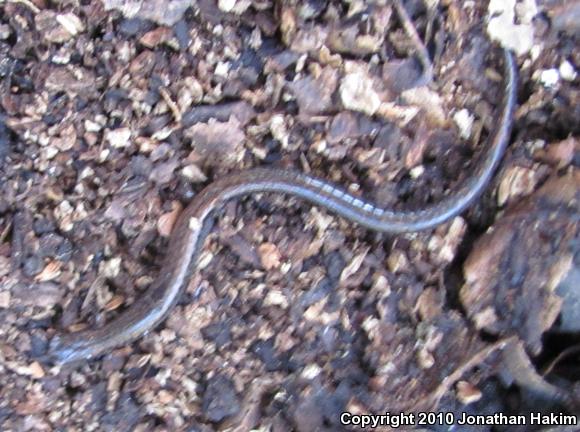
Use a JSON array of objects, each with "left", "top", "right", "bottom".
[
  {"left": 461, "top": 170, "right": 579, "bottom": 354},
  {"left": 102, "top": 0, "right": 194, "bottom": 26}
]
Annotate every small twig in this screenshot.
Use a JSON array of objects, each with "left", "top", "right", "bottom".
[
  {"left": 542, "top": 344, "right": 580, "bottom": 377},
  {"left": 80, "top": 275, "right": 106, "bottom": 315},
  {"left": 159, "top": 87, "right": 182, "bottom": 124},
  {"left": 0, "top": 219, "right": 12, "bottom": 244},
  {"left": 10, "top": 211, "right": 28, "bottom": 271},
  {"left": 392, "top": 0, "right": 434, "bottom": 86},
  {"left": 420, "top": 336, "right": 516, "bottom": 410},
  {"left": 424, "top": 3, "right": 436, "bottom": 48},
  {"left": 397, "top": 337, "right": 517, "bottom": 412},
  {"left": 502, "top": 339, "right": 576, "bottom": 409}
]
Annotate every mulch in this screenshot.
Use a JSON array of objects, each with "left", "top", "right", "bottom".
[{"left": 0, "top": 0, "right": 578, "bottom": 431}]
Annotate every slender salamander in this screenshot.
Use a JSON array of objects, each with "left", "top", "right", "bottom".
[{"left": 45, "top": 48, "right": 517, "bottom": 365}]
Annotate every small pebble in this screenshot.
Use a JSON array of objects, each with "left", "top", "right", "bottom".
[
  {"left": 539, "top": 68, "right": 559, "bottom": 88},
  {"left": 559, "top": 60, "right": 577, "bottom": 82}
]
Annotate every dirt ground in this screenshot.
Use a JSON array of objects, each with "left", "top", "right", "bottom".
[{"left": 0, "top": 0, "right": 579, "bottom": 431}]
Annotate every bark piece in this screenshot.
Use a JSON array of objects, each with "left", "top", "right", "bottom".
[{"left": 461, "top": 171, "right": 579, "bottom": 354}]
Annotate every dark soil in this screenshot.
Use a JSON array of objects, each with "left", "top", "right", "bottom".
[{"left": 0, "top": 1, "right": 578, "bottom": 431}]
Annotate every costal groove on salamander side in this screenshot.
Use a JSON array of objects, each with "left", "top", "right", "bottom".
[{"left": 45, "top": 49, "right": 518, "bottom": 365}]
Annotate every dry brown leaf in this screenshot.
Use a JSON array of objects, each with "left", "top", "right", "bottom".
[
  {"left": 258, "top": 242, "right": 282, "bottom": 270},
  {"left": 340, "top": 247, "right": 370, "bottom": 283}
]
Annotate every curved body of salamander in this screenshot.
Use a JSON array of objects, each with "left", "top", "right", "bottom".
[{"left": 46, "top": 49, "right": 517, "bottom": 365}]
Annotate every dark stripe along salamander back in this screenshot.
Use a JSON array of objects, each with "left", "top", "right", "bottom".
[{"left": 45, "top": 49, "right": 517, "bottom": 365}]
